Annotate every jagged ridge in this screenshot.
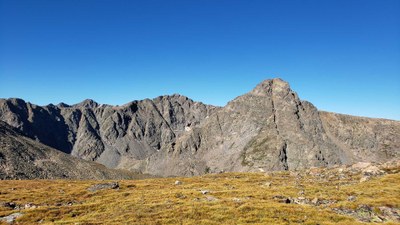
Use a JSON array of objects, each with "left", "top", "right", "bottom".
[{"left": 0, "top": 78, "right": 398, "bottom": 177}]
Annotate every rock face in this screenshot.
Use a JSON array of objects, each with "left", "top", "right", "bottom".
[
  {"left": 319, "top": 111, "right": 400, "bottom": 163},
  {"left": 147, "top": 79, "right": 348, "bottom": 176},
  {"left": 0, "top": 78, "right": 399, "bottom": 177},
  {"left": 0, "top": 121, "right": 147, "bottom": 179},
  {"left": 0, "top": 95, "right": 217, "bottom": 174}
]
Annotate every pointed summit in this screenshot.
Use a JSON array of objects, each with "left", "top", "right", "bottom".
[
  {"left": 57, "top": 102, "right": 70, "bottom": 108},
  {"left": 250, "top": 78, "right": 291, "bottom": 97},
  {"left": 75, "top": 99, "right": 99, "bottom": 108}
]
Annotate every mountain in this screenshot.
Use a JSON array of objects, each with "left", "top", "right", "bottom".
[
  {"left": 0, "top": 78, "right": 399, "bottom": 177},
  {"left": 0, "top": 95, "right": 217, "bottom": 175},
  {"left": 0, "top": 121, "right": 149, "bottom": 179}
]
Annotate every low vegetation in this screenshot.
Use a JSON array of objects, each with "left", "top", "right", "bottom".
[{"left": 0, "top": 162, "right": 399, "bottom": 224}]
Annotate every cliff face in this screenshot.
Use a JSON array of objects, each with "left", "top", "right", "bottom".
[
  {"left": 0, "top": 121, "right": 148, "bottom": 179},
  {"left": 146, "top": 79, "right": 348, "bottom": 176},
  {"left": 0, "top": 78, "right": 399, "bottom": 177},
  {"left": 0, "top": 95, "right": 217, "bottom": 174}
]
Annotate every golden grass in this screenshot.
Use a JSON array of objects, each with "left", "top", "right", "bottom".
[{"left": 0, "top": 167, "right": 399, "bottom": 224}]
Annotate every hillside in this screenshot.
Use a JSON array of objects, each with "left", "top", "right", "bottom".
[
  {"left": 0, "top": 121, "right": 149, "bottom": 179},
  {"left": 0, "top": 161, "right": 399, "bottom": 224}
]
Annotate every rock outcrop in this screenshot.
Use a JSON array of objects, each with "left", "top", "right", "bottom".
[{"left": 0, "top": 78, "right": 399, "bottom": 177}]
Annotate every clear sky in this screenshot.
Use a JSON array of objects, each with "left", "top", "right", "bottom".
[{"left": 1, "top": 0, "right": 399, "bottom": 120}]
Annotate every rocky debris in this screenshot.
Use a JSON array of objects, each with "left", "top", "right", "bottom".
[
  {"left": 0, "top": 202, "right": 17, "bottom": 209},
  {"left": 362, "top": 165, "right": 386, "bottom": 176},
  {"left": 232, "top": 198, "right": 242, "bottom": 202},
  {"left": 87, "top": 182, "right": 119, "bottom": 192},
  {"left": 174, "top": 180, "right": 182, "bottom": 185},
  {"left": 272, "top": 195, "right": 336, "bottom": 206},
  {"left": 0, "top": 212, "right": 23, "bottom": 223},
  {"left": 378, "top": 206, "right": 400, "bottom": 222},
  {"left": 24, "top": 203, "right": 37, "bottom": 209},
  {"left": 53, "top": 201, "right": 80, "bottom": 207},
  {"left": 381, "top": 160, "right": 400, "bottom": 171},
  {"left": 0, "top": 202, "right": 38, "bottom": 210},
  {"left": 273, "top": 195, "right": 292, "bottom": 204},
  {"left": 356, "top": 164, "right": 387, "bottom": 183},
  {"left": 333, "top": 205, "right": 400, "bottom": 223}
]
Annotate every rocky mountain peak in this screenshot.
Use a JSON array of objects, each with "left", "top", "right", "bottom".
[
  {"left": 6, "top": 98, "right": 27, "bottom": 106},
  {"left": 250, "top": 78, "right": 291, "bottom": 97},
  {"left": 57, "top": 102, "right": 70, "bottom": 108},
  {"left": 0, "top": 78, "right": 398, "bottom": 177},
  {"left": 75, "top": 99, "right": 99, "bottom": 108}
]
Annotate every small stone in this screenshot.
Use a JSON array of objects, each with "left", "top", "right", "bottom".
[
  {"left": 2, "top": 202, "right": 16, "bottom": 209},
  {"left": 0, "top": 212, "right": 23, "bottom": 223},
  {"left": 347, "top": 196, "right": 357, "bottom": 201},
  {"left": 24, "top": 203, "right": 37, "bottom": 209},
  {"left": 311, "top": 197, "right": 319, "bottom": 205},
  {"left": 263, "top": 182, "right": 271, "bottom": 188},
  {"left": 360, "top": 176, "right": 370, "bottom": 183},
  {"left": 205, "top": 196, "right": 218, "bottom": 201},
  {"left": 232, "top": 198, "right": 242, "bottom": 202},
  {"left": 174, "top": 180, "right": 182, "bottom": 185},
  {"left": 200, "top": 190, "right": 209, "bottom": 195}
]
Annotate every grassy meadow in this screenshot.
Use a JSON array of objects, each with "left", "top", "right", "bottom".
[{"left": 0, "top": 165, "right": 399, "bottom": 224}]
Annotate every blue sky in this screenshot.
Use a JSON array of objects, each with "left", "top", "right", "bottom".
[{"left": 0, "top": 0, "right": 399, "bottom": 120}]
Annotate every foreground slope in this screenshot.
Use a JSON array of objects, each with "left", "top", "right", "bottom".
[
  {"left": 0, "top": 78, "right": 399, "bottom": 176},
  {"left": 0, "top": 121, "right": 147, "bottom": 179},
  {"left": 0, "top": 161, "right": 399, "bottom": 224}
]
